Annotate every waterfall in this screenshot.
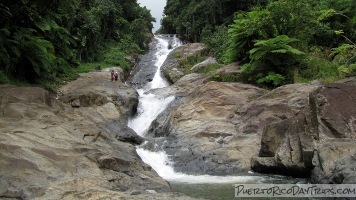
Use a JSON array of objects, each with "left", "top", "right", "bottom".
[
  {"left": 128, "top": 35, "right": 265, "bottom": 184},
  {"left": 128, "top": 35, "right": 178, "bottom": 136}
]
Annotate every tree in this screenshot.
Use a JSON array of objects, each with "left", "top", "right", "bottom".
[
  {"left": 241, "top": 35, "right": 305, "bottom": 86},
  {"left": 160, "top": 0, "right": 267, "bottom": 41},
  {"left": 225, "top": 8, "right": 273, "bottom": 64}
]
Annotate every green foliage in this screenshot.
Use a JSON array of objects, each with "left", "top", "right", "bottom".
[
  {"left": 177, "top": 54, "right": 208, "bottom": 75},
  {"left": 172, "top": 52, "right": 182, "bottom": 58},
  {"left": 318, "top": 9, "right": 336, "bottom": 21},
  {"left": 240, "top": 35, "right": 305, "bottom": 87},
  {"left": 0, "top": 0, "right": 154, "bottom": 88},
  {"left": 100, "top": 45, "right": 132, "bottom": 72},
  {"left": 249, "top": 35, "right": 304, "bottom": 64},
  {"left": 161, "top": 0, "right": 268, "bottom": 42},
  {"left": 0, "top": 71, "right": 10, "bottom": 84},
  {"left": 315, "top": 0, "right": 356, "bottom": 47},
  {"left": 225, "top": 0, "right": 316, "bottom": 64},
  {"left": 267, "top": 0, "right": 316, "bottom": 42},
  {"left": 339, "top": 64, "right": 356, "bottom": 76},
  {"left": 257, "top": 72, "right": 285, "bottom": 86},
  {"left": 331, "top": 43, "right": 356, "bottom": 77},
  {"left": 8, "top": 28, "right": 57, "bottom": 81},
  {"left": 331, "top": 44, "right": 356, "bottom": 64},
  {"left": 297, "top": 55, "right": 340, "bottom": 82},
  {"left": 225, "top": 8, "right": 272, "bottom": 64},
  {"left": 201, "top": 25, "right": 229, "bottom": 63},
  {"left": 219, "top": 0, "right": 355, "bottom": 87}
]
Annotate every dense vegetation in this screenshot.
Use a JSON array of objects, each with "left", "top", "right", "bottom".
[
  {"left": 160, "top": 0, "right": 355, "bottom": 87},
  {"left": 0, "top": 0, "right": 154, "bottom": 90}
]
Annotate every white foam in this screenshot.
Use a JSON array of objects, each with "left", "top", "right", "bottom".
[
  {"left": 149, "top": 36, "right": 180, "bottom": 89},
  {"left": 128, "top": 90, "right": 174, "bottom": 136},
  {"left": 136, "top": 148, "right": 264, "bottom": 184}
]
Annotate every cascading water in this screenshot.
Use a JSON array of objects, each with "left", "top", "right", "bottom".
[
  {"left": 128, "top": 35, "right": 307, "bottom": 199},
  {"left": 128, "top": 36, "right": 177, "bottom": 136},
  {"left": 128, "top": 35, "right": 264, "bottom": 183}
]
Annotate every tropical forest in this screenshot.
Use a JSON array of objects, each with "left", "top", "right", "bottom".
[
  {"left": 159, "top": 0, "right": 355, "bottom": 87},
  {"left": 0, "top": 0, "right": 154, "bottom": 90}
]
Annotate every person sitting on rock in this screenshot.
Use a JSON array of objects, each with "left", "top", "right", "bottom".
[{"left": 114, "top": 72, "right": 119, "bottom": 81}]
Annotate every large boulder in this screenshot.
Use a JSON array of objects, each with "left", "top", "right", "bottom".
[
  {"left": 251, "top": 82, "right": 356, "bottom": 183},
  {"left": 311, "top": 83, "right": 356, "bottom": 183}
]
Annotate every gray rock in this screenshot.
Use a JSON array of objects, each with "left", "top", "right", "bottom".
[
  {"left": 0, "top": 73, "right": 172, "bottom": 199},
  {"left": 190, "top": 57, "right": 217, "bottom": 71}
]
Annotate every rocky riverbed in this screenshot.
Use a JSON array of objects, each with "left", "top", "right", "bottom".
[{"left": 0, "top": 36, "right": 355, "bottom": 199}]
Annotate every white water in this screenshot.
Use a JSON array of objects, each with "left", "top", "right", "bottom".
[
  {"left": 128, "top": 36, "right": 178, "bottom": 136},
  {"left": 128, "top": 90, "right": 174, "bottom": 136},
  {"left": 128, "top": 35, "right": 265, "bottom": 184},
  {"left": 136, "top": 147, "right": 264, "bottom": 184}
]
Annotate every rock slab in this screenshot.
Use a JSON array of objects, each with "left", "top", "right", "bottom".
[{"left": 0, "top": 68, "right": 198, "bottom": 199}]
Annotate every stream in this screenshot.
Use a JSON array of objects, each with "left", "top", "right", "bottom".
[{"left": 127, "top": 35, "right": 310, "bottom": 200}]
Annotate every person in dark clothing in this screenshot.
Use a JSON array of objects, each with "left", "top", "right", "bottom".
[{"left": 111, "top": 70, "right": 115, "bottom": 81}]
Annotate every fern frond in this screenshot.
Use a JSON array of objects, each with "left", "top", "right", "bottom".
[{"left": 271, "top": 49, "right": 288, "bottom": 53}]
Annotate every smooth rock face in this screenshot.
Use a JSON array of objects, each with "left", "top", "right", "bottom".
[{"left": 0, "top": 69, "right": 196, "bottom": 199}]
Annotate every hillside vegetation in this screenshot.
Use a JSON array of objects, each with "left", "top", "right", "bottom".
[
  {"left": 159, "top": 0, "right": 356, "bottom": 87},
  {"left": 0, "top": 0, "right": 154, "bottom": 90}
]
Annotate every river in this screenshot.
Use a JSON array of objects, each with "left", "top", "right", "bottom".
[{"left": 127, "top": 35, "right": 310, "bottom": 200}]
